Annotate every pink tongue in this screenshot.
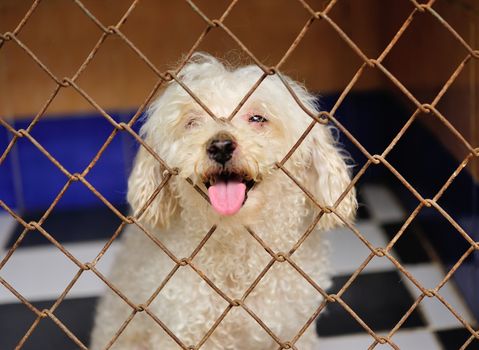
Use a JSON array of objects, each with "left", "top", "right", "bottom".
[{"left": 208, "top": 179, "right": 246, "bottom": 216}]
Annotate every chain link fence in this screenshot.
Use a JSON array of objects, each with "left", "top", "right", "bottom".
[{"left": 0, "top": 0, "right": 478, "bottom": 349}]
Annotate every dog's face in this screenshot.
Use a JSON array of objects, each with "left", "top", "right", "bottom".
[
  {"left": 128, "top": 53, "right": 356, "bottom": 229},
  {"left": 167, "top": 106, "right": 289, "bottom": 217}
]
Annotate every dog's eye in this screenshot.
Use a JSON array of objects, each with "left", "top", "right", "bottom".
[
  {"left": 185, "top": 117, "right": 200, "bottom": 129},
  {"left": 248, "top": 115, "right": 268, "bottom": 123}
]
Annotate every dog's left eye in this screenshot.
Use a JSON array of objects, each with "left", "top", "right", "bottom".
[{"left": 248, "top": 115, "right": 268, "bottom": 123}]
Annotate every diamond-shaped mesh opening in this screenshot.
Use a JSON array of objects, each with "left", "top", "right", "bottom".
[
  {"left": 149, "top": 266, "right": 230, "bottom": 345},
  {"left": 7, "top": 301, "right": 92, "bottom": 350},
  {"left": 385, "top": 114, "right": 467, "bottom": 198},
  {"left": 120, "top": 0, "right": 207, "bottom": 69},
  {"left": 192, "top": 227, "right": 271, "bottom": 298},
  {"left": 0, "top": 235, "right": 80, "bottom": 301},
  {"left": 246, "top": 261, "right": 323, "bottom": 337},
  {"left": 328, "top": 0, "right": 416, "bottom": 59},
  {"left": 329, "top": 221, "right": 399, "bottom": 274},
  {"left": 20, "top": 112, "right": 119, "bottom": 173},
  {"left": 73, "top": 35, "right": 161, "bottom": 111},
  {"left": 0, "top": 0, "right": 478, "bottom": 349},
  {"left": 401, "top": 263, "right": 477, "bottom": 331},
  {"left": 381, "top": 7, "right": 469, "bottom": 102},
  {"left": 5, "top": 185, "right": 127, "bottom": 248},
  {"left": 0, "top": 42, "right": 59, "bottom": 118},
  {"left": 321, "top": 77, "right": 407, "bottom": 160},
  {"left": 14, "top": 0, "right": 103, "bottom": 79},
  {"left": 282, "top": 16, "right": 367, "bottom": 93},
  {"left": 222, "top": 0, "right": 310, "bottom": 65},
  {"left": 316, "top": 271, "right": 426, "bottom": 337},
  {"left": 202, "top": 306, "right": 278, "bottom": 349},
  {"left": 7, "top": 134, "right": 70, "bottom": 211},
  {"left": 0, "top": 2, "right": 35, "bottom": 34}
]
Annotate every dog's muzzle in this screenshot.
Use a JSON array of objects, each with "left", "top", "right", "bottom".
[{"left": 204, "top": 132, "right": 256, "bottom": 216}]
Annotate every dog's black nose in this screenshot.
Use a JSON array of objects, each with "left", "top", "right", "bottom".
[{"left": 207, "top": 133, "right": 236, "bottom": 165}]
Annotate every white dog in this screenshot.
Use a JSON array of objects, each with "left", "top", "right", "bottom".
[{"left": 90, "top": 53, "right": 356, "bottom": 350}]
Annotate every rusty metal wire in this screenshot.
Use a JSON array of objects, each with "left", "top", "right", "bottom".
[{"left": 0, "top": 0, "right": 478, "bottom": 349}]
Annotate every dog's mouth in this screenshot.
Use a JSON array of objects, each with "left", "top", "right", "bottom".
[{"left": 204, "top": 172, "right": 255, "bottom": 216}]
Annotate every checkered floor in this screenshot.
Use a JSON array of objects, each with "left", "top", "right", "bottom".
[{"left": 0, "top": 184, "right": 477, "bottom": 349}]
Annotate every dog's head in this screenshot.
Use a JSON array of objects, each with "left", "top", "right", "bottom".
[{"left": 128, "top": 53, "right": 356, "bottom": 229}]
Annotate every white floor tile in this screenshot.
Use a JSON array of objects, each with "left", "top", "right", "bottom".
[
  {"left": 328, "top": 221, "right": 398, "bottom": 275},
  {"left": 0, "top": 240, "right": 120, "bottom": 304},
  {"left": 361, "top": 185, "right": 406, "bottom": 223},
  {"left": 0, "top": 212, "right": 16, "bottom": 251},
  {"left": 317, "top": 333, "right": 375, "bottom": 350},
  {"left": 403, "top": 263, "right": 477, "bottom": 330},
  {"left": 389, "top": 329, "right": 443, "bottom": 349},
  {"left": 317, "top": 329, "right": 442, "bottom": 350}
]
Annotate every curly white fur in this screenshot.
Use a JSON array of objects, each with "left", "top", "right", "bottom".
[{"left": 90, "top": 53, "right": 357, "bottom": 350}]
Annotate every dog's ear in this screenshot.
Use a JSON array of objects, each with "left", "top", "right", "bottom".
[
  {"left": 127, "top": 145, "right": 178, "bottom": 229},
  {"left": 304, "top": 124, "right": 357, "bottom": 229}
]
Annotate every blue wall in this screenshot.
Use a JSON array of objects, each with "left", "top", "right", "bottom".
[{"left": 0, "top": 111, "right": 141, "bottom": 212}]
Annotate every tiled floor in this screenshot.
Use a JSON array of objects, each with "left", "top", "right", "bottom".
[
  {"left": 0, "top": 184, "right": 477, "bottom": 349},
  {"left": 321, "top": 184, "right": 478, "bottom": 349}
]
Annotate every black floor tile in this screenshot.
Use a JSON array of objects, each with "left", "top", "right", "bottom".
[
  {"left": 436, "top": 328, "right": 479, "bottom": 350},
  {"left": 0, "top": 297, "right": 97, "bottom": 350},
  {"left": 316, "top": 271, "right": 425, "bottom": 336},
  {"left": 7, "top": 205, "right": 129, "bottom": 248},
  {"left": 381, "top": 222, "right": 432, "bottom": 264}
]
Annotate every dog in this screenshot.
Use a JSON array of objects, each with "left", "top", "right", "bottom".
[{"left": 90, "top": 53, "right": 356, "bottom": 350}]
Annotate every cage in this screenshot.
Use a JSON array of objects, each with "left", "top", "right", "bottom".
[{"left": 0, "top": 0, "right": 478, "bottom": 349}]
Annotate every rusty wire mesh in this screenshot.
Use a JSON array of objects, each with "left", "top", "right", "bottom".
[{"left": 0, "top": 0, "right": 478, "bottom": 349}]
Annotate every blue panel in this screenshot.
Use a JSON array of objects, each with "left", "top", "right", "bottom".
[
  {"left": 13, "top": 111, "right": 138, "bottom": 210},
  {"left": 0, "top": 124, "right": 17, "bottom": 210}
]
